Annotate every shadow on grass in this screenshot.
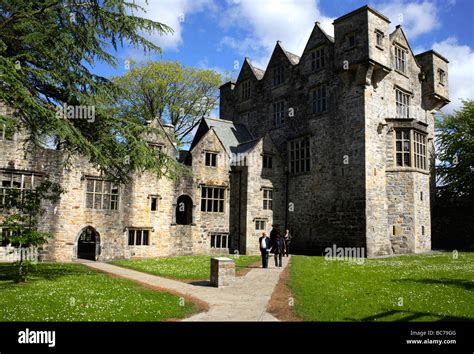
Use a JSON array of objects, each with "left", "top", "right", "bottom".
[
  {"left": 0, "top": 262, "right": 90, "bottom": 283},
  {"left": 345, "top": 309, "right": 474, "bottom": 322},
  {"left": 392, "top": 278, "right": 474, "bottom": 291}
]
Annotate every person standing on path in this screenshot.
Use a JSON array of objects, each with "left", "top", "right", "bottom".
[
  {"left": 270, "top": 224, "right": 280, "bottom": 247},
  {"left": 272, "top": 233, "right": 286, "bottom": 268},
  {"left": 259, "top": 232, "right": 271, "bottom": 268},
  {"left": 284, "top": 229, "right": 292, "bottom": 257}
]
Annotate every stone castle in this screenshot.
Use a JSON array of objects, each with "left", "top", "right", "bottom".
[{"left": 0, "top": 5, "right": 449, "bottom": 261}]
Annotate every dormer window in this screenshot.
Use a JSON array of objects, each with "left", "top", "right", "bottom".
[
  {"left": 241, "top": 80, "right": 251, "bottom": 100},
  {"left": 311, "top": 46, "right": 326, "bottom": 71},
  {"left": 438, "top": 69, "right": 446, "bottom": 85},
  {"left": 205, "top": 152, "right": 217, "bottom": 167},
  {"left": 394, "top": 45, "right": 407, "bottom": 73},
  {"left": 273, "top": 66, "right": 285, "bottom": 86}
]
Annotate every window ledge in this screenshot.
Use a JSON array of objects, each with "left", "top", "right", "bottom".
[
  {"left": 386, "top": 168, "right": 429, "bottom": 175},
  {"left": 394, "top": 70, "right": 409, "bottom": 79},
  {"left": 375, "top": 45, "right": 384, "bottom": 51}
]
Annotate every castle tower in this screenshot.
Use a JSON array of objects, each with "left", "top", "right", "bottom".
[{"left": 219, "top": 5, "right": 449, "bottom": 256}]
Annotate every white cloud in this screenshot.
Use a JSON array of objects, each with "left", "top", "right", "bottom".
[
  {"left": 196, "top": 57, "right": 232, "bottom": 80},
  {"left": 219, "top": 0, "right": 333, "bottom": 69},
  {"left": 431, "top": 37, "right": 474, "bottom": 113},
  {"left": 132, "top": 0, "right": 216, "bottom": 51},
  {"left": 377, "top": 0, "right": 440, "bottom": 39}
]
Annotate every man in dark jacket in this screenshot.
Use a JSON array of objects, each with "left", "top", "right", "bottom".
[
  {"left": 272, "top": 233, "right": 286, "bottom": 267},
  {"left": 259, "top": 232, "right": 271, "bottom": 268},
  {"left": 269, "top": 224, "right": 280, "bottom": 246}
]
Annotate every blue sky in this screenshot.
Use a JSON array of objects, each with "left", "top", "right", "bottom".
[{"left": 92, "top": 0, "right": 474, "bottom": 114}]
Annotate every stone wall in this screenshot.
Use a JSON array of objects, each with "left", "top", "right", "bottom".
[
  {"left": 220, "top": 5, "right": 447, "bottom": 256},
  {"left": 0, "top": 113, "right": 232, "bottom": 261}
]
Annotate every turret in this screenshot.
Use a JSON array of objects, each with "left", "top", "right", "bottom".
[
  {"left": 219, "top": 81, "right": 236, "bottom": 120},
  {"left": 416, "top": 50, "right": 450, "bottom": 110},
  {"left": 333, "top": 5, "right": 391, "bottom": 85}
]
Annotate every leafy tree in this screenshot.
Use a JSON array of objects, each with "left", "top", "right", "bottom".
[
  {"left": 436, "top": 100, "right": 474, "bottom": 198},
  {"left": 112, "top": 61, "right": 222, "bottom": 145},
  {"left": 0, "top": 0, "right": 175, "bottom": 183},
  {"left": 2, "top": 180, "right": 64, "bottom": 282}
]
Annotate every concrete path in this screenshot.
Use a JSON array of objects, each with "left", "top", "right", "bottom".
[{"left": 77, "top": 256, "right": 290, "bottom": 322}]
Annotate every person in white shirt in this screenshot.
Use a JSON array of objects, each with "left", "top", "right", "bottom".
[{"left": 258, "top": 232, "right": 271, "bottom": 268}]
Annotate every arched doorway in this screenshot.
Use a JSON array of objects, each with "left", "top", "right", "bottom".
[
  {"left": 77, "top": 227, "right": 100, "bottom": 261},
  {"left": 176, "top": 195, "right": 193, "bottom": 225}
]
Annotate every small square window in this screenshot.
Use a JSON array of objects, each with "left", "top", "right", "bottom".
[
  {"left": 263, "top": 155, "right": 273, "bottom": 169},
  {"left": 205, "top": 152, "right": 217, "bottom": 167},
  {"left": 255, "top": 220, "right": 266, "bottom": 231}
]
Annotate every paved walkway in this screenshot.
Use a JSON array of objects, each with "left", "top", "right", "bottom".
[{"left": 77, "top": 256, "right": 290, "bottom": 321}]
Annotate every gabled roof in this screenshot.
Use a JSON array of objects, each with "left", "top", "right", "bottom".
[
  {"left": 283, "top": 48, "right": 301, "bottom": 65},
  {"left": 390, "top": 25, "right": 421, "bottom": 69},
  {"left": 239, "top": 57, "right": 265, "bottom": 81},
  {"left": 146, "top": 119, "right": 178, "bottom": 152},
  {"left": 300, "top": 21, "right": 334, "bottom": 58},
  {"left": 189, "top": 117, "right": 253, "bottom": 156},
  {"left": 248, "top": 59, "right": 266, "bottom": 80},
  {"left": 277, "top": 41, "right": 300, "bottom": 65},
  {"left": 316, "top": 22, "right": 334, "bottom": 43}
]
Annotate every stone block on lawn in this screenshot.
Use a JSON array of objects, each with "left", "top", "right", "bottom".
[{"left": 210, "top": 257, "right": 235, "bottom": 287}]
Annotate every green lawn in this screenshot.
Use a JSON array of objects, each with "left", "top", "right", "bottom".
[
  {"left": 0, "top": 263, "right": 198, "bottom": 321},
  {"left": 289, "top": 252, "right": 474, "bottom": 321},
  {"left": 111, "top": 255, "right": 261, "bottom": 280}
]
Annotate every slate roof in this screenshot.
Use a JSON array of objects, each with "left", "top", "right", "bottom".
[
  {"left": 283, "top": 50, "right": 301, "bottom": 65},
  {"left": 316, "top": 22, "right": 334, "bottom": 43},
  {"left": 190, "top": 117, "right": 254, "bottom": 156},
  {"left": 234, "top": 138, "right": 260, "bottom": 154},
  {"left": 246, "top": 59, "right": 266, "bottom": 80}
]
